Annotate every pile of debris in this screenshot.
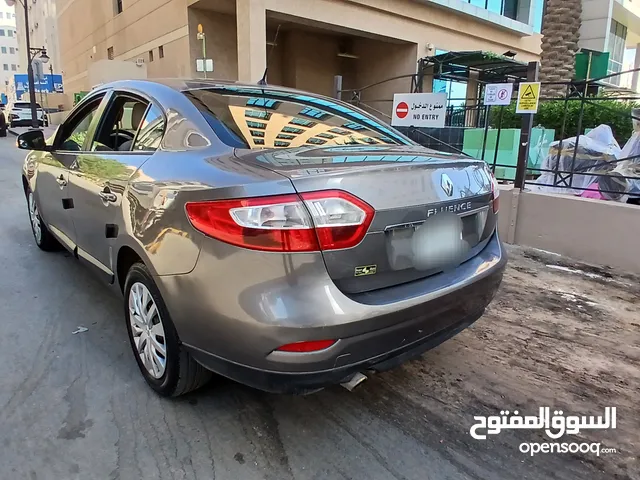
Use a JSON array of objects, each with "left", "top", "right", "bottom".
[{"left": 532, "top": 124, "right": 640, "bottom": 202}]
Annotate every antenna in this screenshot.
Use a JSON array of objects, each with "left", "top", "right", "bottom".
[{"left": 258, "top": 24, "right": 281, "bottom": 85}]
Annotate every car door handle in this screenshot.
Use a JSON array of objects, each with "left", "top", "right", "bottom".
[
  {"left": 56, "top": 175, "right": 67, "bottom": 187},
  {"left": 99, "top": 189, "right": 117, "bottom": 203}
]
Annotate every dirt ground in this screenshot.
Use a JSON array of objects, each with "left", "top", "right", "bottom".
[{"left": 354, "top": 244, "right": 640, "bottom": 479}]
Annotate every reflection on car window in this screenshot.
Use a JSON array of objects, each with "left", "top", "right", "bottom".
[
  {"left": 59, "top": 97, "right": 103, "bottom": 151},
  {"left": 183, "top": 87, "right": 412, "bottom": 150},
  {"left": 133, "top": 105, "right": 165, "bottom": 151}
]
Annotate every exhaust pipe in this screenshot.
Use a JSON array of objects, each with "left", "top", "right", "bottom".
[{"left": 340, "top": 372, "right": 367, "bottom": 392}]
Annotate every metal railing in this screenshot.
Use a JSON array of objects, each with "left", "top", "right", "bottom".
[{"left": 336, "top": 67, "right": 640, "bottom": 204}]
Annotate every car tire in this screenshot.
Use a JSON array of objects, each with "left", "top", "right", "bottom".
[
  {"left": 0, "top": 128, "right": 6, "bottom": 137},
  {"left": 10, "top": 122, "right": 15, "bottom": 128},
  {"left": 26, "top": 189, "right": 60, "bottom": 251},
  {"left": 124, "top": 263, "right": 212, "bottom": 397}
]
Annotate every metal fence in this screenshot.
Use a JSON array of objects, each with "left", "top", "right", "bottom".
[{"left": 336, "top": 66, "right": 640, "bottom": 205}]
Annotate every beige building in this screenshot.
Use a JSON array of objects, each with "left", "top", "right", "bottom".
[
  {"left": 0, "top": 4, "right": 19, "bottom": 99},
  {"left": 57, "top": 0, "right": 542, "bottom": 112},
  {"left": 15, "top": 0, "right": 61, "bottom": 74}
]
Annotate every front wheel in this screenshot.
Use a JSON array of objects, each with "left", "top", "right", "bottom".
[
  {"left": 26, "top": 189, "right": 60, "bottom": 251},
  {"left": 124, "top": 263, "right": 212, "bottom": 397}
]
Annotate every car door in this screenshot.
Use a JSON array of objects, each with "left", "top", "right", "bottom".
[
  {"left": 67, "top": 90, "right": 166, "bottom": 283},
  {"left": 35, "top": 92, "right": 107, "bottom": 251}
]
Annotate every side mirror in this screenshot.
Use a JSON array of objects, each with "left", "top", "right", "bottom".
[{"left": 17, "top": 130, "right": 48, "bottom": 151}]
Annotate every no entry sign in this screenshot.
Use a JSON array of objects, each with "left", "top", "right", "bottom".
[
  {"left": 396, "top": 101, "right": 409, "bottom": 119},
  {"left": 391, "top": 93, "right": 447, "bottom": 128}
]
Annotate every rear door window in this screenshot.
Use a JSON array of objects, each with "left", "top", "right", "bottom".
[{"left": 132, "top": 104, "right": 165, "bottom": 151}]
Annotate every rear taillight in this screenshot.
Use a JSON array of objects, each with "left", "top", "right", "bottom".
[
  {"left": 276, "top": 340, "right": 337, "bottom": 352},
  {"left": 185, "top": 190, "right": 374, "bottom": 252}
]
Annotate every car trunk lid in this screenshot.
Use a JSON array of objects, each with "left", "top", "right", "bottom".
[{"left": 235, "top": 145, "right": 497, "bottom": 294}]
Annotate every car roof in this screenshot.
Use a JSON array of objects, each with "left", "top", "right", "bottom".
[{"left": 93, "top": 78, "right": 331, "bottom": 98}]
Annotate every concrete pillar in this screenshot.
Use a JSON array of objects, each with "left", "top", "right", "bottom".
[
  {"left": 632, "top": 43, "right": 640, "bottom": 93},
  {"left": 465, "top": 70, "right": 479, "bottom": 126},
  {"left": 236, "top": 0, "right": 266, "bottom": 83}
]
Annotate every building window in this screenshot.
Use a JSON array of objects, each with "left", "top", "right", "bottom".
[
  {"left": 1, "top": 47, "right": 5, "bottom": 54},
  {"left": 290, "top": 117, "right": 316, "bottom": 127},
  {"left": 276, "top": 133, "right": 295, "bottom": 140},
  {"left": 115, "top": 0, "right": 123, "bottom": 14},
  {"left": 2, "top": 64, "right": 7, "bottom": 71},
  {"left": 107, "top": 46, "right": 114, "bottom": 60},
  {"left": 606, "top": 20, "right": 627, "bottom": 86},
  {"left": 246, "top": 120, "right": 266, "bottom": 129},
  {"left": 148, "top": 49, "right": 154, "bottom": 62},
  {"left": 246, "top": 97, "right": 280, "bottom": 109},
  {"left": 0, "top": 12, "right": 4, "bottom": 18},
  {"left": 245, "top": 109, "right": 271, "bottom": 120},
  {"left": 159, "top": 45, "right": 164, "bottom": 59},
  {"left": 0, "top": 29, "right": 5, "bottom": 36},
  {"left": 281, "top": 126, "right": 304, "bottom": 134},
  {"left": 458, "top": 0, "right": 519, "bottom": 21},
  {"left": 300, "top": 107, "right": 330, "bottom": 120},
  {"left": 9, "top": 47, "right": 14, "bottom": 54},
  {"left": 432, "top": 48, "right": 468, "bottom": 109},
  {"left": 11, "top": 64, "right": 16, "bottom": 71},
  {"left": 7, "top": 29, "right": 12, "bottom": 37}
]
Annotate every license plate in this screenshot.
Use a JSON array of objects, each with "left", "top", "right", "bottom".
[{"left": 412, "top": 214, "right": 466, "bottom": 271}]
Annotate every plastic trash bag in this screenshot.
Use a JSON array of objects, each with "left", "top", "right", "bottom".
[{"left": 532, "top": 125, "right": 621, "bottom": 197}]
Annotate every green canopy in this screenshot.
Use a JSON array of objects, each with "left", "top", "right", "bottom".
[{"left": 419, "top": 51, "right": 529, "bottom": 83}]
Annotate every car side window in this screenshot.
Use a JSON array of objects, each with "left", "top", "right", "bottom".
[
  {"left": 132, "top": 104, "right": 165, "bottom": 151},
  {"left": 90, "top": 95, "right": 149, "bottom": 152},
  {"left": 57, "top": 96, "right": 104, "bottom": 151}
]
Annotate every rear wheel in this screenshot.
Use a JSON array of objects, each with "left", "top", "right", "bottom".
[
  {"left": 26, "top": 189, "right": 60, "bottom": 251},
  {"left": 124, "top": 263, "right": 212, "bottom": 396}
]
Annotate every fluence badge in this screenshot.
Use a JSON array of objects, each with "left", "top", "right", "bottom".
[{"left": 355, "top": 265, "right": 377, "bottom": 277}]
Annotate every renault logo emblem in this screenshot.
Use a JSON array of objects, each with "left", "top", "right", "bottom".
[{"left": 441, "top": 173, "right": 454, "bottom": 197}]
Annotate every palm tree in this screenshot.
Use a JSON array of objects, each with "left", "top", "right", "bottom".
[{"left": 539, "top": 0, "right": 583, "bottom": 97}]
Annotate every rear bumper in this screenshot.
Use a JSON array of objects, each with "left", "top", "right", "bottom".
[
  {"left": 185, "top": 308, "right": 486, "bottom": 394},
  {"left": 158, "top": 231, "right": 506, "bottom": 393}
]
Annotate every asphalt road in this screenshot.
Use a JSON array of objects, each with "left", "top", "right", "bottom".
[{"left": 0, "top": 136, "right": 636, "bottom": 480}]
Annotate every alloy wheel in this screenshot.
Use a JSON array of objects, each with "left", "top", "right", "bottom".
[
  {"left": 128, "top": 282, "right": 167, "bottom": 379},
  {"left": 28, "top": 192, "right": 42, "bottom": 244}
]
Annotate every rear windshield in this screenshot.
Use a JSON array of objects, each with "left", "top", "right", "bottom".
[{"left": 183, "top": 86, "right": 412, "bottom": 149}]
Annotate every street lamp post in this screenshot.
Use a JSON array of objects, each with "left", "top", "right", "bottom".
[{"left": 6, "top": 0, "right": 50, "bottom": 129}]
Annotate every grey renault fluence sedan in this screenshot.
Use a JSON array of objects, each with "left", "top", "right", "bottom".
[{"left": 19, "top": 79, "right": 506, "bottom": 396}]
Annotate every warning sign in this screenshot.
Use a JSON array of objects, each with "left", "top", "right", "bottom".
[
  {"left": 516, "top": 82, "right": 541, "bottom": 114},
  {"left": 484, "top": 83, "right": 513, "bottom": 106}
]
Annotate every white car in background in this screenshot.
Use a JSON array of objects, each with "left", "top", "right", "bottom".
[{"left": 7, "top": 101, "right": 48, "bottom": 128}]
